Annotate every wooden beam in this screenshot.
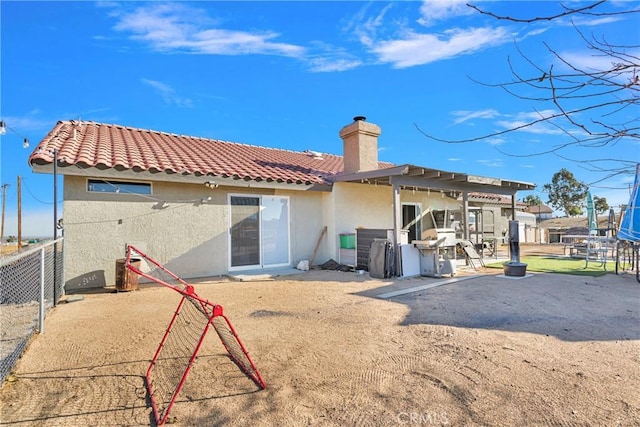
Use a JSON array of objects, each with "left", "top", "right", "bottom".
[{"left": 309, "top": 226, "right": 327, "bottom": 266}]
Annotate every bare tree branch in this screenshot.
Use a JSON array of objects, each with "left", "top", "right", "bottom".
[
  {"left": 418, "top": 2, "right": 639, "bottom": 188},
  {"left": 467, "top": 1, "right": 607, "bottom": 23}
]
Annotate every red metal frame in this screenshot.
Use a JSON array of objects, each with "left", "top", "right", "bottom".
[
  {"left": 125, "top": 245, "right": 191, "bottom": 291},
  {"left": 125, "top": 245, "right": 266, "bottom": 425},
  {"left": 213, "top": 312, "right": 267, "bottom": 389},
  {"left": 146, "top": 294, "right": 218, "bottom": 425}
]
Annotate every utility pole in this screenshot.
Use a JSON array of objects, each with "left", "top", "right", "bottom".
[
  {"left": 1, "top": 183, "right": 8, "bottom": 246},
  {"left": 53, "top": 150, "right": 59, "bottom": 305},
  {"left": 17, "top": 176, "right": 22, "bottom": 249}
]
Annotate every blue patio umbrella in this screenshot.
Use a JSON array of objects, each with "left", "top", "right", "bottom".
[{"left": 618, "top": 163, "right": 640, "bottom": 242}]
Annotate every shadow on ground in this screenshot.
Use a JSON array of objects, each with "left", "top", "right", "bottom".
[{"left": 355, "top": 272, "right": 640, "bottom": 342}]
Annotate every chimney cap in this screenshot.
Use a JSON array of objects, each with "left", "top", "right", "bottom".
[{"left": 353, "top": 116, "right": 366, "bottom": 122}]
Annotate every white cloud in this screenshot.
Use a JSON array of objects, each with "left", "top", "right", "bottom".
[
  {"left": 560, "top": 51, "right": 618, "bottom": 72},
  {"left": 305, "top": 43, "right": 363, "bottom": 72},
  {"left": 1, "top": 113, "right": 54, "bottom": 134},
  {"left": 451, "top": 109, "right": 500, "bottom": 125},
  {"left": 515, "top": 26, "right": 550, "bottom": 43},
  {"left": 555, "top": 49, "right": 640, "bottom": 87},
  {"left": 514, "top": 110, "right": 557, "bottom": 121},
  {"left": 571, "top": 15, "right": 623, "bottom": 27},
  {"left": 477, "top": 158, "right": 503, "bottom": 168},
  {"left": 307, "top": 57, "right": 363, "bottom": 73},
  {"left": 112, "top": 3, "right": 305, "bottom": 57},
  {"left": 487, "top": 137, "right": 506, "bottom": 146},
  {"left": 346, "top": 2, "right": 394, "bottom": 47},
  {"left": 371, "top": 26, "right": 511, "bottom": 68},
  {"left": 141, "top": 79, "right": 193, "bottom": 107},
  {"left": 446, "top": 108, "right": 569, "bottom": 138},
  {"left": 495, "top": 120, "right": 565, "bottom": 135},
  {"left": 106, "top": 2, "right": 520, "bottom": 73},
  {"left": 494, "top": 110, "right": 567, "bottom": 136},
  {"left": 417, "top": 0, "right": 475, "bottom": 27}
]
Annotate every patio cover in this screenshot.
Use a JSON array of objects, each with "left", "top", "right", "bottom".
[{"left": 333, "top": 164, "right": 536, "bottom": 274}]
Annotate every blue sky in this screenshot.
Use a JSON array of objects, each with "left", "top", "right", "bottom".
[{"left": 1, "top": 1, "right": 639, "bottom": 238}]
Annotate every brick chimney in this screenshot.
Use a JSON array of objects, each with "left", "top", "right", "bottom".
[{"left": 339, "top": 116, "right": 381, "bottom": 174}]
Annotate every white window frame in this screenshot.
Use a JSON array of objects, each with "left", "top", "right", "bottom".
[{"left": 227, "top": 193, "right": 291, "bottom": 271}]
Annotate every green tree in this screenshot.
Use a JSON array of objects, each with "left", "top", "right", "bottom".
[
  {"left": 522, "top": 195, "right": 543, "bottom": 207},
  {"left": 543, "top": 169, "right": 588, "bottom": 217},
  {"left": 593, "top": 196, "right": 609, "bottom": 215}
]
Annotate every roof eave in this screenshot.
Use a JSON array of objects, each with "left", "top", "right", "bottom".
[{"left": 30, "top": 163, "right": 334, "bottom": 192}]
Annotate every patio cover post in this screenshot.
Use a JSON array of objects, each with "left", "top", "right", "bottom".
[
  {"left": 462, "top": 191, "right": 469, "bottom": 240},
  {"left": 392, "top": 182, "right": 402, "bottom": 276}
]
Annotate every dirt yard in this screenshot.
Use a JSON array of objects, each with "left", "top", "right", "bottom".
[{"left": 1, "top": 248, "right": 639, "bottom": 426}]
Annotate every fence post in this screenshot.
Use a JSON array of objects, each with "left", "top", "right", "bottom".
[
  {"left": 39, "top": 246, "right": 45, "bottom": 333},
  {"left": 53, "top": 241, "right": 58, "bottom": 306}
]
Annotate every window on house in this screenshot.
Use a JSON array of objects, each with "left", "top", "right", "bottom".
[{"left": 87, "top": 179, "right": 152, "bottom": 195}]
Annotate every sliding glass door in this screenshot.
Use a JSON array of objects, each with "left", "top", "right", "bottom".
[
  {"left": 229, "top": 195, "right": 290, "bottom": 269},
  {"left": 261, "top": 196, "right": 290, "bottom": 266}
]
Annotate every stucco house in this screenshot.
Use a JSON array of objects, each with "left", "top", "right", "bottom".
[
  {"left": 524, "top": 204, "right": 554, "bottom": 221},
  {"left": 29, "top": 117, "right": 535, "bottom": 291},
  {"left": 541, "top": 215, "right": 618, "bottom": 243},
  {"left": 459, "top": 193, "right": 533, "bottom": 243}
]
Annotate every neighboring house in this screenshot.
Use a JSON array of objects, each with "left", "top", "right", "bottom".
[
  {"left": 541, "top": 215, "right": 619, "bottom": 243},
  {"left": 29, "top": 117, "right": 535, "bottom": 291},
  {"left": 432, "top": 192, "right": 535, "bottom": 243},
  {"left": 524, "top": 204, "right": 554, "bottom": 221},
  {"left": 459, "top": 193, "right": 530, "bottom": 243}
]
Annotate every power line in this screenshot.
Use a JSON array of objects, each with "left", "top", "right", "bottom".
[{"left": 21, "top": 178, "right": 63, "bottom": 205}]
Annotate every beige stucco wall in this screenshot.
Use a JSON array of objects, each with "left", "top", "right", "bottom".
[
  {"left": 63, "top": 175, "right": 325, "bottom": 291},
  {"left": 327, "top": 182, "right": 461, "bottom": 255},
  {"left": 63, "top": 176, "right": 467, "bottom": 291},
  {"left": 273, "top": 189, "right": 328, "bottom": 267}
]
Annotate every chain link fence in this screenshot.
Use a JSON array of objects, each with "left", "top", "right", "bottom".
[{"left": 0, "top": 238, "right": 64, "bottom": 383}]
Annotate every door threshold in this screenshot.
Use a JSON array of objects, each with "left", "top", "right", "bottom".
[{"left": 228, "top": 267, "right": 302, "bottom": 281}]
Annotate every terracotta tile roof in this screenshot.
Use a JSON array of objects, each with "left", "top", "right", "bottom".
[
  {"left": 29, "top": 121, "right": 394, "bottom": 186},
  {"left": 524, "top": 205, "right": 553, "bottom": 214}
]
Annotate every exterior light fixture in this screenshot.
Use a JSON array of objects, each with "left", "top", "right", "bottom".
[
  {"left": 0, "top": 121, "right": 29, "bottom": 146},
  {"left": 204, "top": 181, "right": 218, "bottom": 189}
]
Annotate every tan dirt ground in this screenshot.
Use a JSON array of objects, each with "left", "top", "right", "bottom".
[{"left": 1, "top": 245, "right": 639, "bottom": 426}]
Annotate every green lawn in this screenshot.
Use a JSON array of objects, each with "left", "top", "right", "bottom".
[{"left": 486, "top": 256, "right": 611, "bottom": 277}]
